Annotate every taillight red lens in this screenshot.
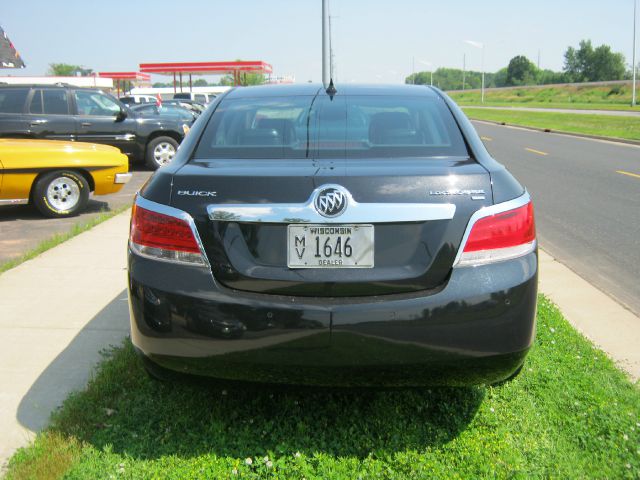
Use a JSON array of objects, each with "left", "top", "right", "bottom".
[
  {"left": 464, "top": 202, "right": 535, "bottom": 253},
  {"left": 131, "top": 205, "right": 200, "bottom": 253}
]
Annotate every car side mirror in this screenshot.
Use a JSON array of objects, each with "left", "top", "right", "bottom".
[{"left": 115, "top": 107, "right": 128, "bottom": 122}]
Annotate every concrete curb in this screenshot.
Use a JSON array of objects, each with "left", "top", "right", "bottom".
[
  {"left": 538, "top": 249, "right": 640, "bottom": 382},
  {"left": 469, "top": 118, "right": 640, "bottom": 147}
]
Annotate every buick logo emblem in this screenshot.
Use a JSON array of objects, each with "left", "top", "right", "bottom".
[{"left": 314, "top": 186, "right": 348, "bottom": 217}]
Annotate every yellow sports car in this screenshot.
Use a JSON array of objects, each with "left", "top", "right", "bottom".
[{"left": 0, "top": 139, "right": 131, "bottom": 218}]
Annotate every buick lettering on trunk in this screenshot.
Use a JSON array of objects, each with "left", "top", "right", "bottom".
[{"left": 127, "top": 84, "right": 538, "bottom": 387}]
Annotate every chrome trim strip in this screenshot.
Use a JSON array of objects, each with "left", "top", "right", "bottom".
[
  {"left": 452, "top": 191, "right": 532, "bottom": 267},
  {"left": 115, "top": 133, "right": 136, "bottom": 141},
  {"left": 207, "top": 184, "right": 456, "bottom": 224},
  {"left": 132, "top": 195, "right": 210, "bottom": 268},
  {"left": 114, "top": 173, "right": 132, "bottom": 184},
  {"left": 0, "top": 198, "right": 28, "bottom": 206}
]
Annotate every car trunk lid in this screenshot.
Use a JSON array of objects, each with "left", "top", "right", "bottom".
[{"left": 170, "top": 157, "right": 491, "bottom": 296}]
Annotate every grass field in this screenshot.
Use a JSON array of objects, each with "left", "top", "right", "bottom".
[
  {"left": 463, "top": 108, "right": 640, "bottom": 142},
  {"left": 5, "top": 296, "right": 640, "bottom": 479},
  {"left": 449, "top": 84, "right": 639, "bottom": 111}
]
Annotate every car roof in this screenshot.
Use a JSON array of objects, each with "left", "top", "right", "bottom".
[
  {"left": 0, "top": 84, "right": 102, "bottom": 90},
  {"left": 225, "top": 83, "right": 438, "bottom": 99}
]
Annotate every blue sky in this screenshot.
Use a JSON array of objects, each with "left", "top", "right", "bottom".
[{"left": 2, "top": 0, "right": 637, "bottom": 83}]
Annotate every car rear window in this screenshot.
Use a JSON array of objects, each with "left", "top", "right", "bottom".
[
  {"left": 193, "top": 95, "right": 468, "bottom": 159},
  {"left": 0, "top": 88, "right": 29, "bottom": 114}
]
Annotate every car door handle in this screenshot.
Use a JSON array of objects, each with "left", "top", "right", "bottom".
[
  {"left": 81, "top": 122, "right": 92, "bottom": 127},
  {"left": 29, "top": 119, "right": 47, "bottom": 126}
]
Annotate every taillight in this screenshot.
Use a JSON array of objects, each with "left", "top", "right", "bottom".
[
  {"left": 455, "top": 200, "right": 536, "bottom": 267},
  {"left": 129, "top": 201, "right": 207, "bottom": 266}
]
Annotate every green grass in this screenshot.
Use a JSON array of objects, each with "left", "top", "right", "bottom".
[
  {"left": 5, "top": 296, "right": 640, "bottom": 479},
  {"left": 464, "top": 108, "right": 640, "bottom": 142},
  {"left": 449, "top": 84, "right": 640, "bottom": 110},
  {"left": 0, "top": 205, "right": 131, "bottom": 275},
  {"left": 460, "top": 102, "right": 638, "bottom": 112}
]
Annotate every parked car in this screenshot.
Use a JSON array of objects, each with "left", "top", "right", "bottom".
[
  {"left": 173, "top": 92, "right": 216, "bottom": 104},
  {"left": 129, "top": 103, "right": 197, "bottom": 124},
  {"left": 0, "top": 85, "right": 190, "bottom": 169},
  {"left": 128, "top": 84, "right": 537, "bottom": 387},
  {"left": 119, "top": 94, "right": 158, "bottom": 105},
  {"left": 163, "top": 99, "right": 206, "bottom": 116},
  {"left": 0, "top": 138, "right": 130, "bottom": 217}
]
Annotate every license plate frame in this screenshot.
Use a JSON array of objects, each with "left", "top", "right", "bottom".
[{"left": 287, "top": 224, "right": 374, "bottom": 269}]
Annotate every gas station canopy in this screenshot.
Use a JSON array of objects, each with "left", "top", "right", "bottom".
[
  {"left": 98, "top": 71, "right": 151, "bottom": 82},
  {"left": 139, "top": 61, "right": 273, "bottom": 89},
  {"left": 97, "top": 71, "right": 151, "bottom": 96}
]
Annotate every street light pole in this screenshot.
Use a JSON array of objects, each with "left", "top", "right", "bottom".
[
  {"left": 465, "top": 40, "right": 485, "bottom": 102},
  {"left": 481, "top": 44, "right": 485, "bottom": 104},
  {"left": 633, "top": 0, "right": 637, "bottom": 107},
  {"left": 412, "top": 56, "right": 415, "bottom": 84},
  {"left": 462, "top": 53, "right": 466, "bottom": 90}
]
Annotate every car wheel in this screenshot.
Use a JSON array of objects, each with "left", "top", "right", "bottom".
[
  {"left": 146, "top": 136, "right": 178, "bottom": 169},
  {"left": 32, "top": 170, "right": 90, "bottom": 218}
]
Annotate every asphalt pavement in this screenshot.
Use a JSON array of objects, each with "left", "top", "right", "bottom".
[
  {"left": 0, "top": 169, "right": 152, "bottom": 265},
  {"left": 473, "top": 121, "right": 640, "bottom": 315}
]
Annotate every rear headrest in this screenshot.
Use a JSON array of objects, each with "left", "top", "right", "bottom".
[
  {"left": 368, "top": 112, "right": 414, "bottom": 144},
  {"left": 253, "top": 118, "right": 296, "bottom": 144},
  {"left": 320, "top": 105, "right": 345, "bottom": 122}
]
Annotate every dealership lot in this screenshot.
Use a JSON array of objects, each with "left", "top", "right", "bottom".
[{"left": 0, "top": 169, "right": 151, "bottom": 265}]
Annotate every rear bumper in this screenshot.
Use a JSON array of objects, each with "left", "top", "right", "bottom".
[{"left": 128, "top": 251, "right": 537, "bottom": 387}]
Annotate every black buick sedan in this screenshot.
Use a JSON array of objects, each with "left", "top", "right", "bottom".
[{"left": 127, "top": 84, "right": 537, "bottom": 386}]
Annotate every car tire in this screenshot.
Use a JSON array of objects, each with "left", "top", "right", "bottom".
[
  {"left": 32, "top": 170, "right": 90, "bottom": 218},
  {"left": 145, "top": 136, "right": 179, "bottom": 170}
]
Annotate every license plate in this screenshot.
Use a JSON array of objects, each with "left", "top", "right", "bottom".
[{"left": 287, "top": 224, "right": 374, "bottom": 268}]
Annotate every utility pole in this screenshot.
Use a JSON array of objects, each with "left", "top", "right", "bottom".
[
  {"left": 462, "top": 53, "right": 466, "bottom": 90},
  {"left": 633, "top": 0, "right": 637, "bottom": 106}
]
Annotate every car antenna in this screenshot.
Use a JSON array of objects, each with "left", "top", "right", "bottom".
[{"left": 322, "top": 0, "right": 337, "bottom": 97}]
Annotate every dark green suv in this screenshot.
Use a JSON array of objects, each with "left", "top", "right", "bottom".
[{"left": 0, "top": 85, "right": 190, "bottom": 169}]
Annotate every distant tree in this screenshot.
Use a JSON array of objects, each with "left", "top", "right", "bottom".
[
  {"left": 219, "top": 72, "right": 265, "bottom": 86},
  {"left": 406, "top": 68, "right": 492, "bottom": 90},
  {"left": 193, "top": 78, "right": 209, "bottom": 87},
  {"left": 506, "top": 56, "right": 538, "bottom": 86},
  {"left": 47, "top": 63, "right": 92, "bottom": 76},
  {"left": 493, "top": 67, "right": 509, "bottom": 87},
  {"left": 152, "top": 82, "right": 170, "bottom": 88},
  {"left": 564, "top": 40, "right": 626, "bottom": 82},
  {"left": 537, "top": 69, "right": 568, "bottom": 85}
]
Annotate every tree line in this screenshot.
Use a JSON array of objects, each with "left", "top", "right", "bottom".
[{"left": 405, "top": 39, "right": 634, "bottom": 90}]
